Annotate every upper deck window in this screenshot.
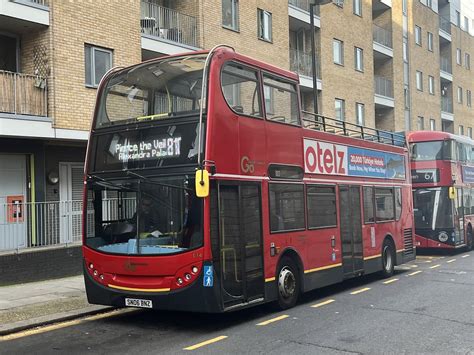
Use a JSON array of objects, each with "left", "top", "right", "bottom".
[
  {"left": 263, "top": 75, "right": 300, "bottom": 126},
  {"left": 410, "top": 140, "right": 452, "bottom": 161},
  {"left": 96, "top": 55, "right": 206, "bottom": 128},
  {"left": 221, "top": 62, "right": 262, "bottom": 118}
]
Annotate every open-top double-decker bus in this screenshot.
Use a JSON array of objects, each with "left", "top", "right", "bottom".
[
  {"left": 408, "top": 131, "right": 474, "bottom": 250},
  {"left": 83, "top": 46, "right": 415, "bottom": 312}
]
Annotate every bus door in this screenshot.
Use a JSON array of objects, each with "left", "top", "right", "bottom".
[
  {"left": 339, "top": 185, "right": 364, "bottom": 277},
  {"left": 456, "top": 188, "right": 465, "bottom": 244},
  {"left": 216, "top": 182, "right": 264, "bottom": 309}
]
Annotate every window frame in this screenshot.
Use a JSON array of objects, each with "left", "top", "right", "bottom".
[
  {"left": 415, "top": 70, "right": 423, "bottom": 91},
  {"left": 427, "top": 32, "right": 433, "bottom": 52},
  {"left": 457, "top": 86, "right": 463, "bottom": 104},
  {"left": 220, "top": 60, "right": 264, "bottom": 120},
  {"left": 335, "top": 98, "right": 345, "bottom": 122},
  {"left": 306, "top": 184, "right": 338, "bottom": 230},
  {"left": 465, "top": 53, "right": 471, "bottom": 70},
  {"left": 257, "top": 8, "right": 272, "bottom": 42},
  {"left": 415, "top": 26, "right": 422, "bottom": 46},
  {"left": 85, "top": 44, "right": 113, "bottom": 88},
  {"left": 430, "top": 118, "right": 436, "bottom": 131},
  {"left": 353, "top": 0, "right": 362, "bottom": 16},
  {"left": 222, "top": 0, "right": 240, "bottom": 32},
  {"left": 456, "top": 48, "right": 462, "bottom": 65},
  {"left": 375, "top": 187, "right": 395, "bottom": 223},
  {"left": 356, "top": 102, "right": 365, "bottom": 126},
  {"left": 354, "top": 46, "right": 364, "bottom": 72},
  {"left": 428, "top": 75, "right": 434, "bottom": 95},
  {"left": 333, "top": 39, "right": 344, "bottom": 65}
]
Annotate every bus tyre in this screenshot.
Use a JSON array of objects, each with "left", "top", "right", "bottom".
[
  {"left": 467, "top": 228, "right": 473, "bottom": 251},
  {"left": 276, "top": 257, "right": 300, "bottom": 310},
  {"left": 380, "top": 240, "right": 395, "bottom": 278}
]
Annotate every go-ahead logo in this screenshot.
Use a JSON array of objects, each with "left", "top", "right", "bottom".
[{"left": 241, "top": 156, "right": 255, "bottom": 173}]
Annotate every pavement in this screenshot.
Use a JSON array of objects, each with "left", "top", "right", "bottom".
[{"left": 0, "top": 275, "right": 112, "bottom": 335}]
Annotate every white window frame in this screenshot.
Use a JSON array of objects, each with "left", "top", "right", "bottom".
[
  {"left": 428, "top": 75, "right": 434, "bottom": 95},
  {"left": 467, "top": 90, "right": 472, "bottom": 107},
  {"left": 465, "top": 53, "right": 471, "bottom": 70},
  {"left": 427, "top": 32, "right": 433, "bottom": 51},
  {"left": 333, "top": 39, "right": 344, "bottom": 65},
  {"left": 458, "top": 86, "right": 463, "bottom": 104},
  {"left": 468, "top": 127, "right": 473, "bottom": 139},
  {"left": 85, "top": 45, "right": 112, "bottom": 88},
  {"left": 353, "top": 0, "right": 362, "bottom": 16},
  {"left": 335, "top": 98, "right": 345, "bottom": 122},
  {"left": 417, "top": 116, "right": 424, "bottom": 130},
  {"left": 415, "top": 26, "right": 422, "bottom": 46},
  {"left": 356, "top": 102, "right": 365, "bottom": 126},
  {"left": 459, "top": 125, "right": 464, "bottom": 136},
  {"left": 354, "top": 47, "right": 363, "bottom": 72},
  {"left": 430, "top": 119, "right": 436, "bottom": 131},
  {"left": 456, "top": 48, "right": 462, "bottom": 65},
  {"left": 416, "top": 71, "right": 423, "bottom": 91},
  {"left": 258, "top": 9, "right": 272, "bottom": 42},
  {"left": 222, "top": 0, "right": 239, "bottom": 31}
]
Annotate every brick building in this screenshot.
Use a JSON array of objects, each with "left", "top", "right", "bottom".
[{"left": 0, "top": 0, "right": 473, "bottom": 252}]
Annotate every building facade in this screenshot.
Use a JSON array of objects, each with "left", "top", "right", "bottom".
[{"left": 0, "top": 0, "right": 473, "bottom": 252}]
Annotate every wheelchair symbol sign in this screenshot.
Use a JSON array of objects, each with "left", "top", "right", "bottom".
[{"left": 203, "top": 265, "right": 213, "bottom": 287}]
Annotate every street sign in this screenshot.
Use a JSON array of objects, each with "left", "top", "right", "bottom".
[{"left": 203, "top": 265, "right": 213, "bottom": 287}]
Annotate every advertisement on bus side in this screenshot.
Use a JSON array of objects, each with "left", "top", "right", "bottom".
[{"left": 304, "top": 138, "right": 406, "bottom": 180}]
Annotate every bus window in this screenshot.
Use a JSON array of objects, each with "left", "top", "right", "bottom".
[
  {"left": 269, "top": 183, "right": 304, "bottom": 232},
  {"left": 221, "top": 62, "right": 262, "bottom": 117},
  {"left": 375, "top": 187, "right": 395, "bottom": 222},
  {"left": 363, "top": 186, "right": 374, "bottom": 223},
  {"left": 263, "top": 75, "right": 300, "bottom": 126},
  {"left": 306, "top": 185, "right": 337, "bottom": 229},
  {"left": 395, "top": 187, "right": 402, "bottom": 220}
]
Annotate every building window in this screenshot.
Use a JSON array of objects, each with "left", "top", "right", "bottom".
[
  {"left": 335, "top": 98, "right": 345, "bottom": 122},
  {"left": 333, "top": 39, "right": 344, "bottom": 65},
  {"left": 467, "top": 90, "right": 472, "bottom": 107},
  {"left": 269, "top": 183, "right": 305, "bottom": 232},
  {"left": 426, "top": 0, "right": 432, "bottom": 7},
  {"left": 356, "top": 102, "right": 365, "bottom": 126},
  {"left": 222, "top": 0, "right": 239, "bottom": 31},
  {"left": 456, "top": 11, "right": 461, "bottom": 27},
  {"left": 430, "top": 118, "right": 436, "bottom": 131},
  {"left": 465, "top": 53, "right": 471, "bottom": 70},
  {"left": 427, "top": 32, "right": 433, "bottom": 51},
  {"left": 459, "top": 125, "right": 464, "bottom": 136},
  {"left": 457, "top": 86, "right": 463, "bottom": 104},
  {"left": 333, "top": 0, "right": 344, "bottom": 7},
  {"left": 257, "top": 9, "right": 272, "bottom": 42},
  {"left": 404, "top": 87, "right": 410, "bottom": 108},
  {"left": 468, "top": 127, "right": 473, "bottom": 139},
  {"left": 456, "top": 48, "right": 462, "bottom": 65},
  {"left": 307, "top": 185, "right": 337, "bottom": 229},
  {"left": 353, "top": 0, "right": 362, "bottom": 16},
  {"left": 403, "top": 41, "right": 408, "bottom": 62},
  {"left": 354, "top": 47, "right": 363, "bottom": 72},
  {"left": 417, "top": 116, "right": 424, "bottom": 130},
  {"left": 416, "top": 71, "right": 423, "bottom": 91},
  {"left": 415, "top": 26, "right": 422, "bottom": 46},
  {"left": 465, "top": 16, "right": 470, "bottom": 32},
  {"left": 402, "top": 0, "right": 407, "bottom": 15},
  {"left": 428, "top": 75, "right": 434, "bottom": 95},
  {"left": 85, "top": 44, "right": 112, "bottom": 87}
]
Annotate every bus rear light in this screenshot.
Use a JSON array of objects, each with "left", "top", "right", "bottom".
[
  {"left": 100, "top": 274, "right": 104, "bottom": 280},
  {"left": 93, "top": 270, "right": 98, "bottom": 276},
  {"left": 177, "top": 278, "right": 183, "bottom": 285},
  {"left": 192, "top": 266, "right": 198, "bottom": 274},
  {"left": 89, "top": 263, "right": 94, "bottom": 269},
  {"left": 185, "top": 273, "right": 192, "bottom": 281}
]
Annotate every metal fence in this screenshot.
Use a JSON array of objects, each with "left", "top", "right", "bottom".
[
  {"left": 0, "top": 71, "right": 48, "bottom": 116},
  {"left": 439, "top": 16, "right": 451, "bottom": 34},
  {"left": 373, "top": 24, "right": 392, "bottom": 48},
  {"left": 0, "top": 198, "right": 137, "bottom": 253},
  {"left": 374, "top": 76, "right": 394, "bottom": 98},
  {"left": 440, "top": 56, "right": 452, "bottom": 73},
  {"left": 140, "top": 1, "right": 198, "bottom": 47},
  {"left": 290, "top": 49, "right": 321, "bottom": 79},
  {"left": 441, "top": 97, "right": 453, "bottom": 113}
]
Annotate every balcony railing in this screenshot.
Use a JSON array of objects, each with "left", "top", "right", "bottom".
[
  {"left": 0, "top": 71, "right": 48, "bottom": 117},
  {"left": 290, "top": 49, "right": 321, "bottom": 79},
  {"left": 140, "top": 2, "right": 198, "bottom": 47},
  {"left": 373, "top": 24, "right": 393, "bottom": 48},
  {"left": 288, "top": 0, "right": 320, "bottom": 15},
  {"left": 441, "top": 97, "right": 453, "bottom": 113},
  {"left": 439, "top": 16, "right": 451, "bottom": 34},
  {"left": 440, "top": 56, "right": 452, "bottom": 73},
  {"left": 22, "top": 0, "right": 48, "bottom": 5},
  {"left": 374, "top": 76, "right": 393, "bottom": 98}
]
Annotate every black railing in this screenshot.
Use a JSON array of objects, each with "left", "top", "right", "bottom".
[{"left": 301, "top": 111, "right": 405, "bottom": 147}]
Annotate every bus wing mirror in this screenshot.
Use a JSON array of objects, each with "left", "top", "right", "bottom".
[
  {"left": 448, "top": 187, "right": 456, "bottom": 200},
  {"left": 195, "top": 169, "right": 209, "bottom": 198}
]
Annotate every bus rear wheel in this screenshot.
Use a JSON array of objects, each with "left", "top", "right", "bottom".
[
  {"left": 380, "top": 240, "right": 395, "bottom": 278},
  {"left": 276, "top": 257, "right": 300, "bottom": 310}
]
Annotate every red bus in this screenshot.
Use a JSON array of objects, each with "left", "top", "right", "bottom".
[
  {"left": 408, "top": 131, "right": 474, "bottom": 250},
  {"left": 83, "top": 46, "right": 415, "bottom": 312}
]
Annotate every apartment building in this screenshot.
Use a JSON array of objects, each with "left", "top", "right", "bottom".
[{"left": 0, "top": 0, "right": 473, "bottom": 252}]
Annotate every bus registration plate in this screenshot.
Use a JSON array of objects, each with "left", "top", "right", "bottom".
[{"left": 125, "top": 298, "right": 153, "bottom": 308}]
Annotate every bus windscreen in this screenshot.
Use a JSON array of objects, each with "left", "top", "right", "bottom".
[{"left": 95, "top": 55, "right": 207, "bottom": 128}]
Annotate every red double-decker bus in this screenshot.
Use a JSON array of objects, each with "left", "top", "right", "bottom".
[
  {"left": 408, "top": 131, "right": 474, "bottom": 250},
  {"left": 83, "top": 46, "right": 415, "bottom": 312}
]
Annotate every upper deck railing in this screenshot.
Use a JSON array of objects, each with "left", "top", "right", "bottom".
[
  {"left": 302, "top": 111, "right": 405, "bottom": 147},
  {"left": 140, "top": 2, "right": 198, "bottom": 47}
]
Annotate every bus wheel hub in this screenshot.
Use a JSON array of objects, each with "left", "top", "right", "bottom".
[{"left": 278, "top": 268, "right": 295, "bottom": 298}]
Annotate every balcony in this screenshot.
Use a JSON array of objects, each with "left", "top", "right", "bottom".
[
  {"left": 373, "top": 24, "right": 392, "bottom": 49},
  {"left": 0, "top": 0, "right": 49, "bottom": 31},
  {"left": 140, "top": 2, "right": 199, "bottom": 54},
  {"left": 374, "top": 76, "right": 394, "bottom": 108},
  {"left": 439, "top": 16, "right": 451, "bottom": 36},
  {"left": 288, "top": 0, "right": 320, "bottom": 15},
  {"left": 0, "top": 71, "right": 47, "bottom": 117},
  {"left": 290, "top": 49, "right": 322, "bottom": 90},
  {"left": 288, "top": 0, "right": 320, "bottom": 28},
  {"left": 441, "top": 97, "right": 453, "bottom": 113}
]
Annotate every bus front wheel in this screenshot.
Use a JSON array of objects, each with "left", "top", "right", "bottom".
[
  {"left": 276, "top": 257, "right": 300, "bottom": 309},
  {"left": 380, "top": 239, "right": 395, "bottom": 278}
]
